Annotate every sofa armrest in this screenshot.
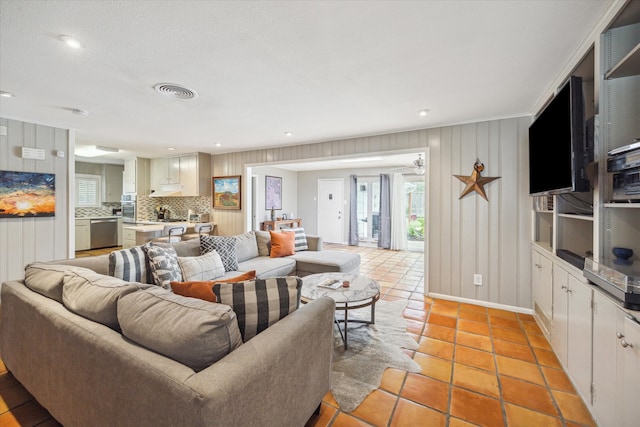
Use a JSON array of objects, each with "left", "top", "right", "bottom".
[
  {"left": 186, "top": 297, "right": 335, "bottom": 427},
  {"left": 306, "top": 235, "right": 323, "bottom": 251}
]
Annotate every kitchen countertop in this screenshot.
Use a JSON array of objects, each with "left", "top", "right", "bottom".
[
  {"left": 123, "top": 222, "right": 198, "bottom": 232},
  {"left": 75, "top": 216, "right": 122, "bottom": 220}
]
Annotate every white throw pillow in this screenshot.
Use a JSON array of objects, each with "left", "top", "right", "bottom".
[{"left": 178, "top": 251, "right": 225, "bottom": 281}]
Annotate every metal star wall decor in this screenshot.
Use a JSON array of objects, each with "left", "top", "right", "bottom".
[{"left": 454, "top": 160, "right": 500, "bottom": 201}]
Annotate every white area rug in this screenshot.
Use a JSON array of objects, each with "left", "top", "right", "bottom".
[{"left": 330, "top": 299, "right": 421, "bottom": 412}]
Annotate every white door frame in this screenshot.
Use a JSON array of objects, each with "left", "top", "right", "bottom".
[{"left": 317, "top": 178, "right": 344, "bottom": 244}]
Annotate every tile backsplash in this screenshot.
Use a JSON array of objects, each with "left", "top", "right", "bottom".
[
  {"left": 75, "top": 202, "right": 121, "bottom": 218},
  {"left": 137, "top": 196, "right": 211, "bottom": 221}
]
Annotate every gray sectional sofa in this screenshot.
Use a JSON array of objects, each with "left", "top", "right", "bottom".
[{"left": 0, "top": 230, "right": 360, "bottom": 426}]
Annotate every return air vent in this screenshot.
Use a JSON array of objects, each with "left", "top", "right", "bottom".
[{"left": 153, "top": 83, "right": 198, "bottom": 100}]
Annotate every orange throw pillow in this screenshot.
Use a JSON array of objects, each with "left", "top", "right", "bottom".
[
  {"left": 269, "top": 231, "right": 295, "bottom": 258},
  {"left": 170, "top": 271, "right": 257, "bottom": 303}
]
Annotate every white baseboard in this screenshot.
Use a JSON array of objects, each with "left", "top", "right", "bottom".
[{"left": 428, "top": 293, "right": 534, "bottom": 315}]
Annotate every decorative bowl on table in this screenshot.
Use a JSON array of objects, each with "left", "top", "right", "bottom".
[{"left": 613, "top": 247, "right": 634, "bottom": 265}]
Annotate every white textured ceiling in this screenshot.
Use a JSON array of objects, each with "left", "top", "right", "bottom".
[{"left": 0, "top": 0, "right": 609, "bottom": 163}]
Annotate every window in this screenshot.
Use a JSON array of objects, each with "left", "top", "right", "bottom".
[{"left": 76, "top": 174, "right": 102, "bottom": 207}]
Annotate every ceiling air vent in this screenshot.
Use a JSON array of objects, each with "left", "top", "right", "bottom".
[{"left": 153, "top": 83, "right": 198, "bottom": 100}]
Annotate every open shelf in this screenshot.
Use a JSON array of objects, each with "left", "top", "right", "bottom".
[
  {"left": 604, "top": 203, "right": 640, "bottom": 208},
  {"left": 558, "top": 213, "right": 595, "bottom": 221},
  {"left": 605, "top": 42, "right": 640, "bottom": 80}
]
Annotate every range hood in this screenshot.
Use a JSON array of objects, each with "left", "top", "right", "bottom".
[{"left": 149, "top": 184, "right": 182, "bottom": 197}]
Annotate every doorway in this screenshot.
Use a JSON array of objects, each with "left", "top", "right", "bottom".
[
  {"left": 317, "top": 179, "right": 344, "bottom": 243},
  {"left": 356, "top": 178, "right": 380, "bottom": 245}
]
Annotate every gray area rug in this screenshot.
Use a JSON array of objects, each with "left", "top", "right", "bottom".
[{"left": 331, "top": 299, "right": 421, "bottom": 412}]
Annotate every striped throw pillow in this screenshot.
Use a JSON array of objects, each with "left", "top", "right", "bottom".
[
  {"left": 282, "top": 227, "right": 308, "bottom": 251},
  {"left": 108, "top": 247, "right": 152, "bottom": 284},
  {"left": 213, "top": 277, "right": 302, "bottom": 341}
]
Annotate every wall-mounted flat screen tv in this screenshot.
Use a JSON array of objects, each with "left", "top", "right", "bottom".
[{"left": 529, "top": 76, "right": 589, "bottom": 196}]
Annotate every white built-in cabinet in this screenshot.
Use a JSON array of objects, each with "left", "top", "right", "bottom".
[
  {"left": 529, "top": 2, "right": 640, "bottom": 424},
  {"left": 75, "top": 219, "right": 90, "bottom": 251},
  {"left": 550, "top": 263, "right": 593, "bottom": 402},
  {"left": 149, "top": 153, "right": 211, "bottom": 196},
  {"left": 592, "top": 291, "right": 640, "bottom": 427}
]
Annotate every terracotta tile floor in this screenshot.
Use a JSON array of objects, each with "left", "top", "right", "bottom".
[
  {"left": 306, "top": 243, "right": 597, "bottom": 427},
  {"left": 0, "top": 244, "right": 596, "bottom": 426}
]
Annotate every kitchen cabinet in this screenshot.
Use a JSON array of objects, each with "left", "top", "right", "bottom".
[
  {"left": 123, "top": 158, "right": 150, "bottom": 195},
  {"left": 592, "top": 291, "right": 640, "bottom": 427},
  {"left": 75, "top": 219, "right": 90, "bottom": 251},
  {"left": 148, "top": 153, "right": 211, "bottom": 196},
  {"left": 123, "top": 227, "right": 137, "bottom": 249},
  {"left": 532, "top": 246, "right": 553, "bottom": 334},
  {"left": 550, "top": 263, "right": 592, "bottom": 401},
  {"left": 104, "top": 164, "right": 124, "bottom": 202}
]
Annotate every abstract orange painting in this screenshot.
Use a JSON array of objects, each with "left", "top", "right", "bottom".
[{"left": 0, "top": 170, "right": 55, "bottom": 218}]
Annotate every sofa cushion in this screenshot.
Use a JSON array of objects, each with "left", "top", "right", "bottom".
[
  {"left": 178, "top": 251, "right": 225, "bottom": 281},
  {"left": 144, "top": 244, "right": 183, "bottom": 289},
  {"left": 154, "top": 238, "right": 201, "bottom": 257},
  {"left": 24, "top": 263, "right": 96, "bottom": 303},
  {"left": 237, "top": 256, "right": 296, "bottom": 278},
  {"left": 118, "top": 287, "right": 243, "bottom": 372},
  {"left": 62, "top": 269, "right": 146, "bottom": 330},
  {"left": 255, "top": 230, "right": 271, "bottom": 256},
  {"left": 281, "top": 227, "right": 309, "bottom": 251},
  {"left": 269, "top": 231, "right": 295, "bottom": 258},
  {"left": 109, "top": 247, "right": 152, "bottom": 284},
  {"left": 290, "top": 250, "right": 361, "bottom": 276},
  {"left": 170, "top": 270, "right": 257, "bottom": 302},
  {"left": 201, "top": 235, "right": 238, "bottom": 272},
  {"left": 235, "top": 231, "right": 259, "bottom": 263},
  {"left": 213, "top": 277, "right": 302, "bottom": 341}
]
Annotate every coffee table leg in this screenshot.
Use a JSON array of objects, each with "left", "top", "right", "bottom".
[
  {"left": 371, "top": 302, "right": 376, "bottom": 324},
  {"left": 344, "top": 305, "right": 348, "bottom": 350}
]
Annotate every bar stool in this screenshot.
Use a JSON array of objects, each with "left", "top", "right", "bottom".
[
  {"left": 151, "top": 225, "right": 187, "bottom": 243},
  {"left": 182, "top": 222, "right": 214, "bottom": 241}
]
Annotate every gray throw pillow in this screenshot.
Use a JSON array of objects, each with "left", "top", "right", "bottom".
[
  {"left": 281, "top": 227, "right": 309, "bottom": 251},
  {"left": 200, "top": 235, "right": 238, "bottom": 272},
  {"left": 177, "top": 251, "right": 225, "bottom": 281},
  {"left": 143, "top": 244, "right": 182, "bottom": 289},
  {"left": 254, "top": 230, "right": 271, "bottom": 256}
]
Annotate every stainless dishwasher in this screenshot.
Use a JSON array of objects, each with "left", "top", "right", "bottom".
[{"left": 90, "top": 218, "right": 119, "bottom": 249}]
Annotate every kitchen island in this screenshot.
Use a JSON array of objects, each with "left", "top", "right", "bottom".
[{"left": 122, "top": 222, "right": 199, "bottom": 248}]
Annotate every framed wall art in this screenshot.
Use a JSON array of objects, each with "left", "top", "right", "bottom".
[
  {"left": 265, "top": 175, "right": 282, "bottom": 210},
  {"left": 213, "top": 176, "right": 241, "bottom": 210},
  {"left": 0, "top": 170, "right": 56, "bottom": 218}
]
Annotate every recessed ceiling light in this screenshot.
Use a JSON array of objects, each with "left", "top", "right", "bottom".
[
  {"left": 418, "top": 109, "right": 430, "bottom": 117},
  {"left": 59, "top": 35, "right": 84, "bottom": 49},
  {"left": 167, "top": 147, "right": 176, "bottom": 151},
  {"left": 72, "top": 108, "right": 88, "bottom": 116},
  {"left": 0, "top": 91, "right": 14, "bottom": 98},
  {"left": 340, "top": 156, "right": 383, "bottom": 163},
  {"left": 215, "top": 143, "right": 221, "bottom": 147},
  {"left": 284, "top": 131, "right": 293, "bottom": 137},
  {"left": 74, "top": 145, "right": 119, "bottom": 157}
]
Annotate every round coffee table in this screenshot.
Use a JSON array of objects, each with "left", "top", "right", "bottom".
[{"left": 301, "top": 272, "right": 381, "bottom": 349}]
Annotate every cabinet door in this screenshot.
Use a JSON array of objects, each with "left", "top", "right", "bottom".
[
  {"left": 104, "top": 164, "right": 123, "bottom": 202},
  {"left": 179, "top": 154, "right": 197, "bottom": 196},
  {"left": 75, "top": 220, "right": 90, "bottom": 251},
  {"left": 551, "top": 264, "right": 569, "bottom": 366},
  {"left": 621, "top": 317, "right": 640, "bottom": 427},
  {"left": 150, "top": 158, "right": 169, "bottom": 191},
  {"left": 592, "top": 292, "right": 622, "bottom": 427},
  {"left": 168, "top": 157, "right": 180, "bottom": 184},
  {"left": 532, "top": 250, "right": 553, "bottom": 327},
  {"left": 123, "top": 159, "right": 136, "bottom": 194},
  {"left": 566, "top": 275, "right": 592, "bottom": 401}
]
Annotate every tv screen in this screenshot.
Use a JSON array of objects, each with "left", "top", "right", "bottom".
[{"left": 529, "top": 76, "right": 588, "bottom": 196}]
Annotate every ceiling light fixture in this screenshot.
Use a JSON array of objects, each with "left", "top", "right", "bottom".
[
  {"left": 215, "top": 143, "right": 221, "bottom": 147},
  {"left": 0, "top": 91, "right": 14, "bottom": 98},
  {"left": 413, "top": 154, "right": 425, "bottom": 175},
  {"left": 418, "top": 109, "right": 430, "bottom": 117},
  {"left": 340, "top": 156, "right": 383, "bottom": 163},
  {"left": 59, "top": 35, "right": 84, "bottom": 49},
  {"left": 167, "top": 147, "right": 176, "bottom": 151},
  {"left": 284, "top": 131, "right": 293, "bottom": 137},
  {"left": 74, "top": 145, "right": 119, "bottom": 157}
]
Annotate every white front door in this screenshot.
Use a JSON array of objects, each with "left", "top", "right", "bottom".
[{"left": 317, "top": 179, "right": 344, "bottom": 243}]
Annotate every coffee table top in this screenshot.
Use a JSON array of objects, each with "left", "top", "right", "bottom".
[{"left": 301, "top": 272, "right": 380, "bottom": 304}]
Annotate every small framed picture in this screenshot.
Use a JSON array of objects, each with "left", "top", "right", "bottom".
[{"left": 282, "top": 213, "right": 288, "bottom": 220}]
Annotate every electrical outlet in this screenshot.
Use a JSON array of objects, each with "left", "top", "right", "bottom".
[{"left": 473, "top": 274, "right": 482, "bottom": 286}]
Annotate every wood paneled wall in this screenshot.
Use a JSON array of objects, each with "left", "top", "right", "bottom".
[
  {"left": 0, "top": 117, "right": 70, "bottom": 283},
  {"left": 212, "top": 116, "right": 532, "bottom": 308}
]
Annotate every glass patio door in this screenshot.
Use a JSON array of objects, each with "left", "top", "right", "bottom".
[{"left": 356, "top": 179, "right": 380, "bottom": 243}]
